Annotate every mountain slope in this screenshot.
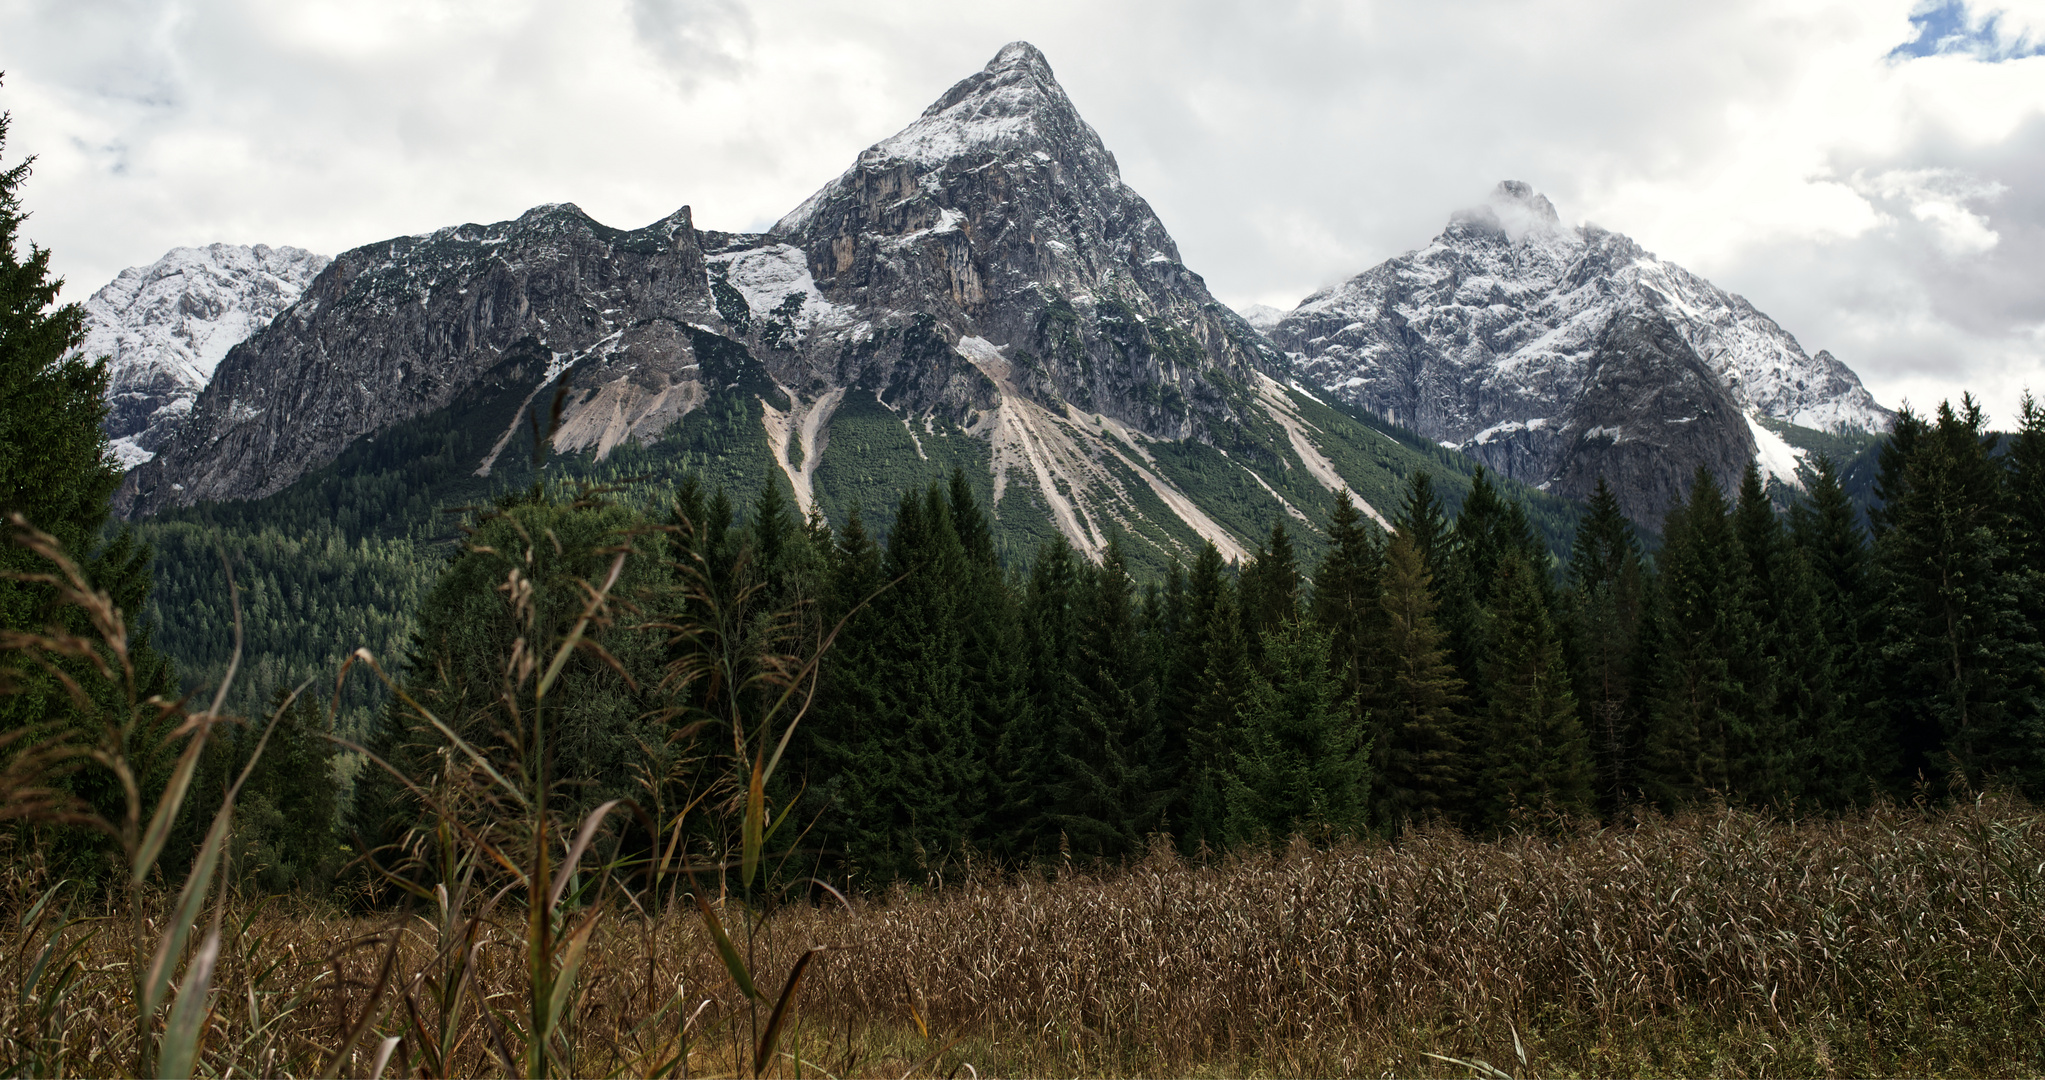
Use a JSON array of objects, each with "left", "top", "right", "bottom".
[
  {"left": 1270, "top": 181, "right": 1891, "bottom": 522},
  {"left": 75, "top": 243, "right": 328, "bottom": 467},
  {"left": 119, "top": 43, "right": 1576, "bottom": 578}
]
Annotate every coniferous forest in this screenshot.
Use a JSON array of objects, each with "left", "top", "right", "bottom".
[{"left": 328, "top": 387, "right": 2045, "bottom": 894}]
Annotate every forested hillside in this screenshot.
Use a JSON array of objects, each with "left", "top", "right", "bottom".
[{"left": 320, "top": 392, "right": 2045, "bottom": 893}]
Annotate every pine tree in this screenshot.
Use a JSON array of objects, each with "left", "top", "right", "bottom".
[
  {"left": 1223, "top": 618, "right": 1367, "bottom": 845},
  {"left": 1240, "top": 519, "right": 1302, "bottom": 642},
  {"left": 1311, "top": 491, "right": 1389, "bottom": 725},
  {"left": 1868, "top": 399, "right": 2043, "bottom": 792},
  {"left": 995, "top": 539, "right": 1084, "bottom": 859},
  {"left": 1159, "top": 542, "right": 1228, "bottom": 844},
  {"left": 0, "top": 99, "right": 177, "bottom": 874},
  {"left": 1375, "top": 527, "right": 1467, "bottom": 827},
  {"left": 1396, "top": 472, "right": 1450, "bottom": 575},
  {"left": 946, "top": 469, "right": 1027, "bottom": 854},
  {"left": 1640, "top": 468, "right": 1773, "bottom": 807},
  {"left": 1475, "top": 554, "right": 1593, "bottom": 831},
  {"left": 854, "top": 485, "right": 979, "bottom": 882},
  {"left": 1563, "top": 478, "right": 1647, "bottom": 810},
  {"left": 1788, "top": 455, "right": 1876, "bottom": 805},
  {"left": 1732, "top": 464, "right": 1813, "bottom": 804},
  {"left": 1179, "top": 565, "right": 1250, "bottom": 855},
  {"left": 1049, "top": 538, "right": 1157, "bottom": 858}
]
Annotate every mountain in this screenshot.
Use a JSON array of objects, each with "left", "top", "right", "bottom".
[
  {"left": 74, "top": 243, "right": 329, "bottom": 468},
  {"left": 120, "top": 43, "right": 1571, "bottom": 576},
  {"left": 1268, "top": 181, "right": 1892, "bottom": 524}
]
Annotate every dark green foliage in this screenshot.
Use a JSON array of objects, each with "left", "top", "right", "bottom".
[
  {"left": 348, "top": 496, "right": 672, "bottom": 864},
  {"left": 0, "top": 99, "right": 178, "bottom": 877},
  {"left": 1563, "top": 479, "right": 1647, "bottom": 810},
  {"left": 1639, "top": 469, "right": 1777, "bottom": 807},
  {"left": 221, "top": 690, "right": 344, "bottom": 894},
  {"left": 1474, "top": 555, "right": 1592, "bottom": 831},
  {"left": 1375, "top": 527, "right": 1468, "bottom": 827},
  {"left": 1867, "top": 400, "right": 2043, "bottom": 792},
  {"left": 1223, "top": 617, "right": 1368, "bottom": 844}
]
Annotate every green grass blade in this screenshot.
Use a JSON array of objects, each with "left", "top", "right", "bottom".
[
  {"left": 156, "top": 925, "right": 221, "bottom": 1080},
  {"left": 690, "top": 889, "right": 762, "bottom": 1001}
]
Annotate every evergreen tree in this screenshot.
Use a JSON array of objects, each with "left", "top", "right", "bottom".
[
  {"left": 1476, "top": 555, "right": 1593, "bottom": 831},
  {"left": 1311, "top": 492, "right": 1389, "bottom": 726},
  {"left": 945, "top": 470, "right": 1028, "bottom": 853},
  {"left": 1563, "top": 478, "right": 1647, "bottom": 810},
  {"left": 1223, "top": 618, "right": 1367, "bottom": 845},
  {"left": 1640, "top": 469, "right": 1776, "bottom": 807},
  {"left": 1733, "top": 464, "right": 1822, "bottom": 805},
  {"left": 1375, "top": 527, "right": 1467, "bottom": 827},
  {"left": 1396, "top": 472, "right": 1451, "bottom": 575},
  {"left": 0, "top": 98, "right": 176, "bottom": 875},
  {"left": 1049, "top": 538, "right": 1157, "bottom": 858},
  {"left": 1868, "top": 399, "right": 2043, "bottom": 792},
  {"left": 995, "top": 539, "right": 1084, "bottom": 859},
  {"left": 1240, "top": 519, "right": 1302, "bottom": 644},
  {"left": 1789, "top": 455, "right": 1876, "bottom": 805},
  {"left": 1179, "top": 563, "right": 1250, "bottom": 855},
  {"left": 840, "top": 485, "right": 979, "bottom": 883}
]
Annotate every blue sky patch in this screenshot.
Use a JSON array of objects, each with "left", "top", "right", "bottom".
[{"left": 1891, "top": 1, "right": 2045, "bottom": 60}]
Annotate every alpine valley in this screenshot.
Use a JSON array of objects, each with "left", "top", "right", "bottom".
[{"left": 81, "top": 42, "right": 1887, "bottom": 715}]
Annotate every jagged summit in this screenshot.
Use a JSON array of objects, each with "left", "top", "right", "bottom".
[
  {"left": 76, "top": 243, "right": 329, "bottom": 468},
  {"left": 1451, "top": 180, "right": 1564, "bottom": 241},
  {"left": 871, "top": 42, "right": 1102, "bottom": 171},
  {"left": 1270, "top": 183, "right": 1892, "bottom": 523}
]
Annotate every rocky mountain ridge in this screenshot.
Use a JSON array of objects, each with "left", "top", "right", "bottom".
[
  {"left": 1265, "top": 181, "right": 1892, "bottom": 522},
  {"left": 74, "top": 243, "right": 328, "bottom": 467},
  {"left": 116, "top": 42, "right": 1488, "bottom": 572}
]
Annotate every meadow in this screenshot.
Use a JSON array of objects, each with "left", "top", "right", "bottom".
[{"left": 4, "top": 795, "right": 2043, "bottom": 1077}]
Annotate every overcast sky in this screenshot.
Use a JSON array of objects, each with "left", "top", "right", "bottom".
[{"left": 3, "top": 0, "right": 2043, "bottom": 426}]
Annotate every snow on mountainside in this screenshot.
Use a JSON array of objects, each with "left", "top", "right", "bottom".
[
  {"left": 1269, "top": 182, "right": 1893, "bottom": 523},
  {"left": 1236, "top": 304, "right": 1285, "bottom": 332},
  {"left": 75, "top": 244, "right": 329, "bottom": 468}
]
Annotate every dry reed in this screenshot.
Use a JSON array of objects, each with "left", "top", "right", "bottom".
[{"left": 3, "top": 799, "right": 2043, "bottom": 1077}]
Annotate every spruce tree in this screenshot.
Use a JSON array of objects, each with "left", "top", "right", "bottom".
[
  {"left": 1475, "top": 554, "right": 1593, "bottom": 831},
  {"left": 1396, "top": 472, "right": 1451, "bottom": 575},
  {"left": 1240, "top": 519, "right": 1302, "bottom": 643},
  {"left": 996, "top": 539, "right": 1084, "bottom": 859},
  {"left": 1788, "top": 455, "right": 1876, "bottom": 805},
  {"left": 1049, "top": 538, "right": 1157, "bottom": 858},
  {"left": 1375, "top": 527, "right": 1467, "bottom": 827},
  {"left": 855, "top": 486, "right": 979, "bottom": 881},
  {"left": 1563, "top": 478, "right": 1647, "bottom": 810},
  {"left": 1732, "top": 464, "right": 1816, "bottom": 804},
  {"left": 0, "top": 100, "right": 177, "bottom": 873},
  {"left": 1311, "top": 492, "right": 1389, "bottom": 725},
  {"left": 1180, "top": 564, "right": 1250, "bottom": 854},
  {"left": 1223, "top": 618, "right": 1367, "bottom": 845},
  {"left": 1868, "top": 399, "right": 2042, "bottom": 792}
]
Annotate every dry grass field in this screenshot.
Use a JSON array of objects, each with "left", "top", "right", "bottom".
[{"left": 4, "top": 797, "right": 2043, "bottom": 1078}]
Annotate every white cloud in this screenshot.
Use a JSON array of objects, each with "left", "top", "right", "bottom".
[{"left": 1, "top": 0, "right": 2041, "bottom": 425}]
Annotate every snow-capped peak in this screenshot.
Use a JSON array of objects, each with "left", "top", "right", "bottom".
[
  {"left": 775, "top": 41, "right": 1122, "bottom": 236},
  {"left": 75, "top": 243, "right": 329, "bottom": 467},
  {"left": 1451, "top": 180, "right": 1565, "bottom": 242}
]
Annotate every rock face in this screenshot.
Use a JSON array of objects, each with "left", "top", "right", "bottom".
[
  {"left": 764, "top": 41, "right": 1276, "bottom": 439},
  {"left": 117, "top": 206, "right": 715, "bottom": 516},
  {"left": 1269, "top": 181, "right": 1891, "bottom": 522},
  {"left": 74, "top": 244, "right": 329, "bottom": 469},
  {"left": 121, "top": 42, "right": 1413, "bottom": 570}
]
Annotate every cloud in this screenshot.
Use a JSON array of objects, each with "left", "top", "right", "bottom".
[
  {"left": 1, "top": 0, "right": 2040, "bottom": 425},
  {"left": 1892, "top": 0, "right": 2045, "bottom": 61}
]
